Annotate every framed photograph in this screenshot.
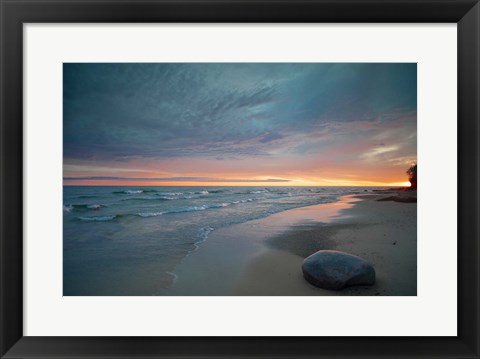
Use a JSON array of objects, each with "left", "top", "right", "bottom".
[
  {"left": 1, "top": 0, "right": 478, "bottom": 358},
  {"left": 61, "top": 62, "right": 418, "bottom": 297}
]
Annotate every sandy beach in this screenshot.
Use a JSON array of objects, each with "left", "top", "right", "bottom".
[{"left": 165, "top": 190, "right": 417, "bottom": 296}]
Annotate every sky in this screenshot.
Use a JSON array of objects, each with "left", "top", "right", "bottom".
[{"left": 63, "top": 63, "right": 416, "bottom": 186}]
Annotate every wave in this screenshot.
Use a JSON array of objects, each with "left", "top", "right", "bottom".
[
  {"left": 113, "top": 190, "right": 144, "bottom": 194},
  {"left": 166, "top": 271, "right": 179, "bottom": 284},
  {"left": 263, "top": 193, "right": 293, "bottom": 200},
  {"left": 120, "top": 196, "right": 172, "bottom": 202},
  {"left": 231, "top": 189, "right": 269, "bottom": 195},
  {"left": 67, "top": 188, "right": 347, "bottom": 224},
  {"left": 113, "top": 189, "right": 158, "bottom": 195},
  {"left": 250, "top": 189, "right": 269, "bottom": 194},
  {"left": 115, "top": 190, "right": 209, "bottom": 197},
  {"left": 64, "top": 203, "right": 105, "bottom": 212},
  {"left": 135, "top": 199, "right": 256, "bottom": 218},
  {"left": 120, "top": 191, "right": 211, "bottom": 202},
  {"left": 157, "top": 193, "right": 200, "bottom": 200},
  {"left": 163, "top": 190, "right": 209, "bottom": 196},
  {"left": 136, "top": 211, "right": 165, "bottom": 217},
  {"left": 231, "top": 198, "right": 256, "bottom": 204},
  {"left": 137, "top": 205, "right": 209, "bottom": 217},
  {"left": 194, "top": 226, "right": 214, "bottom": 250},
  {"left": 86, "top": 204, "right": 102, "bottom": 210},
  {"left": 209, "top": 203, "right": 230, "bottom": 208},
  {"left": 78, "top": 215, "right": 116, "bottom": 222}
]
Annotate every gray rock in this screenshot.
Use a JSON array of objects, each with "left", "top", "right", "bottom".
[{"left": 302, "top": 250, "right": 375, "bottom": 290}]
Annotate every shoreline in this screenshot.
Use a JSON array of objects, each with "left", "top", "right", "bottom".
[{"left": 164, "top": 192, "right": 416, "bottom": 296}]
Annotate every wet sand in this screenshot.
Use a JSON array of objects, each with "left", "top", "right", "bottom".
[{"left": 165, "top": 192, "right": 417, "bottom": 296}]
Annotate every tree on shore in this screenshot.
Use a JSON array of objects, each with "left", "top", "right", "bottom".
[{"left": 406, "top": 163, "right": 417, "bottom": 189}]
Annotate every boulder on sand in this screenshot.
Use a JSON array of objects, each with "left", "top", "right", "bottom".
[{"left": 302, "top": 250, "right": 375, "bottom": 290}]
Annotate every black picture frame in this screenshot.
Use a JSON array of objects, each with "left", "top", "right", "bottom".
[{"left": 1, "top": 1, "right": 479, "bottom": 358}]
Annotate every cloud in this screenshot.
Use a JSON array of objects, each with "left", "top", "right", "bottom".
[
  {"left": 361, "top": 145, "right": 399, "bottom": 161},
  {"left": 63, "top": 176, "right": 291, "bottom": 183},
  {"left": 259, "top": 131, "right": 284, "bottom": 143},
  {"left": 63, "top": 64, "right": 417, "bottom": 184},
  {"left": 63, "top": 164, "right": 154, "bottom": 173},
  {"left": 64, "top": 63, "right": 417, "bottom": 163}
]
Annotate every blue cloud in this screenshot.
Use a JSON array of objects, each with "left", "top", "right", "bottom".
[{"left": 64, "top": 63, "right": 416, "bottom": 162}]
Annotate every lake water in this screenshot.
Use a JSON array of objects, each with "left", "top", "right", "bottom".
[{"left": 63, "top": 186, "right": 379, "bottom": 295}]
